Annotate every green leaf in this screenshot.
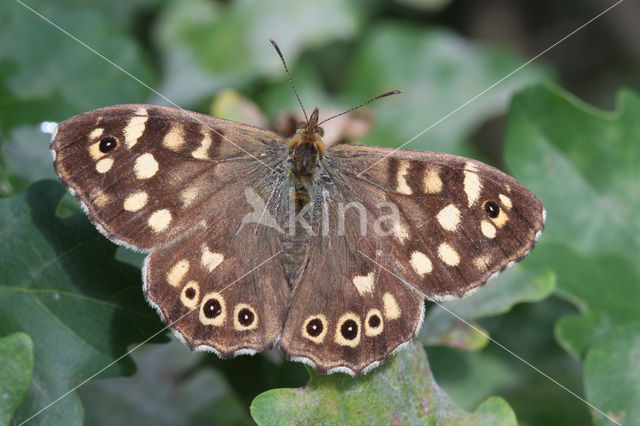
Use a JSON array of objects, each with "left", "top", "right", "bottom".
[
  {"left": 153, "top": 0, "right": 360, "bottom": 106},
  {"left": 79, "top": 338, "right": 253, "bottom": 426},
  {"left": 584, "top": 323, "right": 640, "bottom": 426},
  {"left": 344, "top": 23, "right": 554, "bottom": 155},
  {"left": 251, "top": 343, "right": 516, "bottom": 425},
  {"left": 1, "top": 125, "right": 57, "bottom": 195},
  {"left": 420, "top": 266, "right": 555, "bottom": 351},
  {"left": 0, "top": 1, "right": 155, "bottom": 133},
  {"left": 0, "top": 332, "right": 34, "bottom": 426},
  {"left": 504, "top": 85, "right": 640, "bottom": 423},
  {"left": 0, "top": 181, "right": 167, "bottom": 426}
]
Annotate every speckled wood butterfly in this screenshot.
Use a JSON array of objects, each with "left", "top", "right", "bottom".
[{"left": 51, "top": 45, "right": 544, "bottom": 376}]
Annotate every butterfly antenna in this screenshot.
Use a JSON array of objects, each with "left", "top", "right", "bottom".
[
  {"left": 270, "top": 39, "right": 309, "bottom": 123},
  {"left": 316, "top": 90, "right": 403, "bottom": 126}
]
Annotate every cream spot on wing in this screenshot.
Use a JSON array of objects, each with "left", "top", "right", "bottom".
[
  {"left": 383, "top": 293, "right": 401, "bottom": 320},
  {"left": 436, "top": 204, "right": 461, "bottom": 232},
  {"left": 334, "top": 312, "right": 361, "bottom": 347},
  {"left": 89, "top": 128, "right": 104, "bottom": 140},
  {"left": 180, "top": 185, "right": 199, "bottom": 207},
  {"left": 352, "top": 272, "right": 375, "bottom": 295},
  {"left": 123, "top": 191, "right": 148, "bottom": 212},
  {"left": 393, "top": 221, "right": 409, "bottom": 243},
  {"left": 302, "top": 315, "right": 328, "bottom": 344},
  {"left": 148, "top": 209, "right": 172, "bottom": 232},
  {"left": 473, "top": 254, "right": 491, "bottom": 270},
  {"left": 438, "top": 242, "right": 460, "bottom": 266},
  {"left": 201, "top": 245, "right": 223, "bottom": 272},
  {"left": 91, "top": 188, "right": 110, "bottom": 207},
  {"left": 95, "top": 158, "right": 113, "bottom": 173},
  {"left": 167, "top": 259, "right": 189, "bottom": 287},
  {"left": 233, "top": 303, "right": 259, "bottom": 331},
  {"left": 480, "top": 220, "right": 497, "bottom": 238},
  {"left": 491, "top": 209, "right": 509, "bottom": 228},
  {"left": 465, "top": 161, "right": 478, "bottom": 172},
  {"left": 396, "top": 161, "right": 412, "bottom": 195},
  {"left": 123, "top": 114, "right": 148, "bottom": 149},
  {"left": 88, "top": 142, "right": 105, "bottom": 160},
  {"left": 364, "top": 309, "right": 384, "bottom": 337},
  {"left": 135, "top": 107, "right": 148, "bottom": 116},
  {"left": 162, "top": 125, "right": 184, "bottom": 150},
  {"left": 463, "top": 171, "right": 482, "bottom": 207},
  {"left": 180, "top": 280, "right": 200, "bottom": 310},
  {"left": 423, "top": 166, "right": 442, "bottom": 193},
  {"left": 192, "top": 130, "right": 212, "bottom": 159},
  {"left": 134, "top": 153, "right": 159, "bottom": 179},
  {"left": 410, "top": 251, "right": 432, "bottom": 277},
  {"left": 199, "top": 292, "right": 226, "bottom": 326},
  {"left": 499, "top": 194, "right": 512, "bottom": 209}
]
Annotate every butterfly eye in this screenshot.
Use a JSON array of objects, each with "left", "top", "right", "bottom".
[
  {"left": 98, "top": 136, "right": 118, "bottom": 153},
  {"left": 296, "top": 122, "right": 306, "bottom": 130},
  {"left": 484, "top": 201, "right": 500, "bottom": 218},
  {"left": 316, "top": 126, "right": 324, "bottom": 137}
]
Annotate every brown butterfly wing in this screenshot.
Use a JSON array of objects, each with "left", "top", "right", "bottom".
[
  {"left": 279, "top": 143, "right": 545, "bottom": 375},
  {"left": 51, "top": 104, "right": 285, "bottom": 250},
  {"left": 52, "top": 105, "right": 291, "bottom": 355},
  {"left": 143, "top": 181, "right": 290, "bottom": 356}
]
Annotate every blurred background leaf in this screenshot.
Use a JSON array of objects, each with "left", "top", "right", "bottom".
[
  {"left": 1, "top": 0, "right": 638, "bottom": 424},
  {"left": 0, "top": 332, "right": 33, "bottom": 426},
  {"left": 0, "top": 182, "right": 168, "bottom": 426}
]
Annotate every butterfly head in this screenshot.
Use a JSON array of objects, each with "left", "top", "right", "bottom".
[{"left": 289, "top": 107, "right": 326, "bottom": 154}]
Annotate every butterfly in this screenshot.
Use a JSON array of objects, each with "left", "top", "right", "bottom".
[{"left": 50, "top": 46, "right": 545, "bottom": 376}]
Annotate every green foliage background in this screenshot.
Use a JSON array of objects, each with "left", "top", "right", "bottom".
[{"left": 1, "top": 0, "right": 638, "bottom": 425}]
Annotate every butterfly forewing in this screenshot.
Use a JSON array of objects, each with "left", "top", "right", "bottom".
[
  {"left": 327, "top": 143, "right": 545, "bottom": 298},
  {"left": 51, "top": 104, "right": 285, "bottom": 250}
]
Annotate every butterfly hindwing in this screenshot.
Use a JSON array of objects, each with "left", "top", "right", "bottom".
[{"left": 143, "top": 182, "right": 290, "bottom": 356}]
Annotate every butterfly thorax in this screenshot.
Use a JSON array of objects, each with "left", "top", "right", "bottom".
[{"left": 287, "top": 108, "right": 326, "bottom": 211}]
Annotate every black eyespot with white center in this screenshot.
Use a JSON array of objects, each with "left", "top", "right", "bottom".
[
  {"left": 303, "top": 315, "right": 328, "bottom": 343},
  {"left": 306, "top": 318, "right": 324, "bottom": 337},
  {"left": 484, "top": 201, "right": 500, "bottom": 218},
  {"left": 238, "top": 308, "right": 254, "bottom": 326},
  {"left": 233, "top": 304, "right": 258, "bottom": 330},
  {"left": 98, "top": 136, "right": 118, "bottom": 153},
  {"left": 340, "top": 319, "right": 358, "bottom": 340},
  {"left": 203, "top": 298, "right": 222, "bottom": 318}
]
